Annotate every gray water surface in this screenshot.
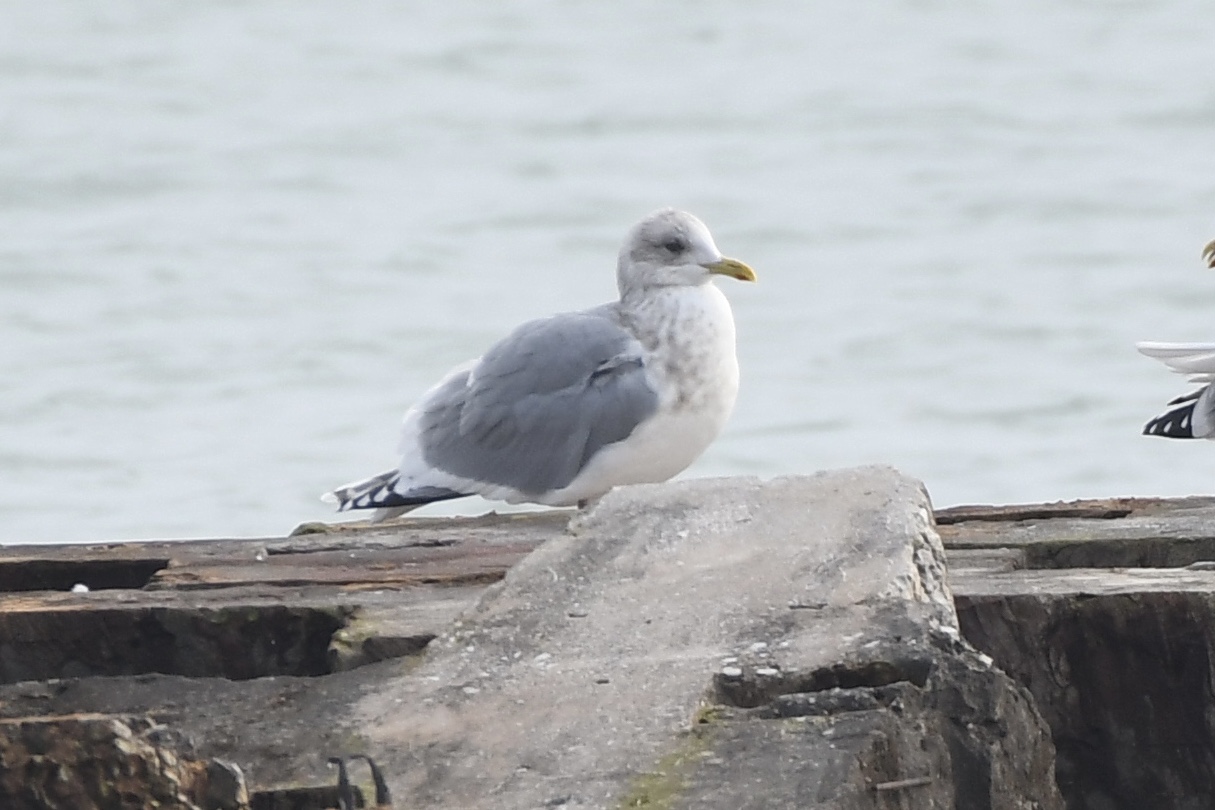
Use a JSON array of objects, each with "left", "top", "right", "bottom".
[{"left": 5, "top": 1, "right": 1215, "bottom": 543}]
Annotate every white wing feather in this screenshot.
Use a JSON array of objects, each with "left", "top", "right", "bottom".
[{"left": 1136, "top": 341, "right": 1215, "bottom": 382}]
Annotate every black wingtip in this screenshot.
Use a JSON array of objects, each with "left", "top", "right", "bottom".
[
  {"left": 330, "top": 470, "right": 468, "bottom": 513},
  {"left": 1143, "top": 396, "right": 1200, "bottom": 439}
]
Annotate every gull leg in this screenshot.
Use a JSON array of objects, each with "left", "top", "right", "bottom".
[
  {"left": 350, "top": 754, "right": 393, "bottom": 808},
  {"left": 327, "top": 757, "right": 356, "bottom": 810}
]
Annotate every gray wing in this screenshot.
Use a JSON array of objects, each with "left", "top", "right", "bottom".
[{"left": 416, "top": 311, "right": 659, "bottom": 496}]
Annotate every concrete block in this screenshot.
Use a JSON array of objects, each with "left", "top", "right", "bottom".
[{"left": 352, "top": 468, "right": 1061, "bottom": 809}]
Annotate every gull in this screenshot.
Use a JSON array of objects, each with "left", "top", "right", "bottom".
[
  {"left": 1137, "top": 239, "right": 1215, "bottom": 438},
  {"left": 324, "top": 209, "right": 756, "bottom": 521}
]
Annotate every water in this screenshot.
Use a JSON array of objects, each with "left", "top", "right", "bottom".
[{"left": 5, "top": 1, "right": 1215, "bottom": 544}]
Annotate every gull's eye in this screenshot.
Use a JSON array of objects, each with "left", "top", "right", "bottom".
[{"left": 662, "top": 237, "right": 687, "bottom": 253}]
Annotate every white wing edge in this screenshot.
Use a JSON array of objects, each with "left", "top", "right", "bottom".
[{"left": 1136, "top": 341, "right": 1215, "bottom": 379}]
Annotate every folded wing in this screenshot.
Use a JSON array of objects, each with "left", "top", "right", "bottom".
[{"left": 414, "top": 311, "right": 660, "bottom": 498}]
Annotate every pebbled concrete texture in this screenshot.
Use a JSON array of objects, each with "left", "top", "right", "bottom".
[{"left": 354, "top": 467, "right": 1059, "bottom": 809}]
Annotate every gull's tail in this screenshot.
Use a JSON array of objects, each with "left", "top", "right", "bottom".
[
  {"left": 1137, "top": 342, "right": 1215, "bottom": 439},
  {"left": 322, "top": 470, "right": 467, "bottom": 522}
]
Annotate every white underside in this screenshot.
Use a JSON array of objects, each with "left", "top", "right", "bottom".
[{"left": 525, "top": 404, "right": 732, "bottom": 505}]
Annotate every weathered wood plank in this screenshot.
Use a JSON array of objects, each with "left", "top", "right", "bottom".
[{"left": 149, "top": 542, "right": 541, "bottom": 590}]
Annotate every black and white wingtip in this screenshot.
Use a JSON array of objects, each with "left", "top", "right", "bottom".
[
  {"left": 323, "top": 470, "right": 405, "bottom": 512},
  {"left": 1143, "top": 389, "right": 1205, "bottom": 438},
  {"left": 322, "top": 470, "right": 468, "bottom": 515}
]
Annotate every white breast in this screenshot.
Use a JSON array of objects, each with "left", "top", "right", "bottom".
[{"left": 538, "top": 283, "right": 741, "bottom": 506}]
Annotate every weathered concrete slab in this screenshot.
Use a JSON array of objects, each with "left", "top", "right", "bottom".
[{"left": 349, "top": 468, "right": 1060, "bottom": 809}]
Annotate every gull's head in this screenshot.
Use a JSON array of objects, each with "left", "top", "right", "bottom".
[{"left": 617, "top": 208, "right": 756, "bottom": 297}]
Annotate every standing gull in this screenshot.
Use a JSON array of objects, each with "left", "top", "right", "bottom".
[
  {"left": 324, "top": 209, "right": 756, "bottom": 521},
  {"left": 1137, "top": 239, "right": 1215, "bottom": 438}
]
